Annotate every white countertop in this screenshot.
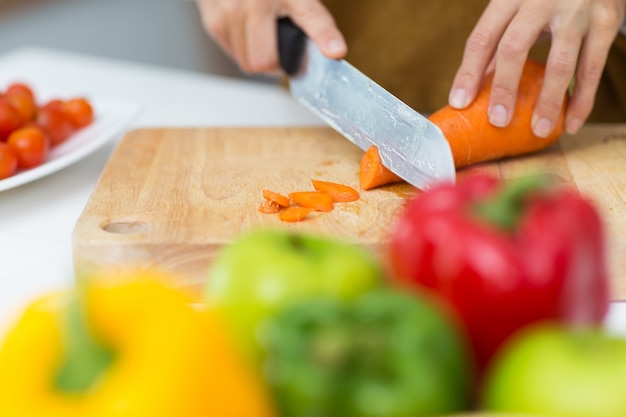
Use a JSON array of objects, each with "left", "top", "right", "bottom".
[{"left": 0, "top": 46, "right": 624, "bottom": 336}]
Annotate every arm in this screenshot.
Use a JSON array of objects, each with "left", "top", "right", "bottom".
[
  {"left": 195, "top": 0, "right": 347, "bottom": 75},
  {"left": 449, "top": 0, "right": 626, "bottom": 137}
]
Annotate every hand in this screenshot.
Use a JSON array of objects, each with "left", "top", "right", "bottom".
[
  {"left": 196, "top": 0, "right": 347, "bottom": 75},
  {"left": 449, "top": 0, "right": 626, "bottom": 136}
]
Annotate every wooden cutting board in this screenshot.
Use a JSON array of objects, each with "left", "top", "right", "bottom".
[{"left": 72, "top": 125, "right": 626, "bottom": 301}]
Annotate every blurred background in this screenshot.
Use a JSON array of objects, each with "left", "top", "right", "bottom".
[{"left": 0, "top": 0, "right": 260, "bottom": 80}]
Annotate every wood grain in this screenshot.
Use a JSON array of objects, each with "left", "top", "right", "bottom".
[
  {"left": 72, "top": 127, "right": 416, "bottom": 295},
  {"left": 72, "top": 125, "right": 626, "bottom": 300}
]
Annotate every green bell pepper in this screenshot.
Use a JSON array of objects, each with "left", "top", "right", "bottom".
[{"left": 260, "top": 288, "right": 472, "bottom": 417}]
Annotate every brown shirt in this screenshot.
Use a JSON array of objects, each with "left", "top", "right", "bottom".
[{"left": 322, "top": 0, "right": 626, "bottom": 122}]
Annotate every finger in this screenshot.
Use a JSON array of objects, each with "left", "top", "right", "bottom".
[
  {"left": 488, "top": 9, "right": 548, "bottom": 127},
  {"left": 196, "top": 0, "right": 234, "bottom": 58},
  {"left": 221, "top": 3, "right": 250, "bottom": 72},
  {"left": 565, "top": 17, "right": 620, "bottom": 134},
  {"left": 286, "top": 0, "right": 347, "bottom": 59},
  {"left": 565, "top": 39, "right": 612, "bottom": 134},
  {"left": 531, "top": 30, "right": 582, "bottom": 138},
  {"left": 449, "top": 0, "right": 517, "bottom": 109},
  {"left": 485, "top": 55, "right": 497, "bottom": 75},
  {"left": 244, "top": 3, "right": 281, "bottom": 73}
]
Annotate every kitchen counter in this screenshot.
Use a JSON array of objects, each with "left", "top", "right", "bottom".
[{"left": 0, "top": 47, "right": 624, "bottom": 335}]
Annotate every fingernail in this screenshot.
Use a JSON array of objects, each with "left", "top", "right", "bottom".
[
  {"left": 566, "top": 117, "right": 582, "bottom": 134},
  {"left": 489, "top": 105, "right": 508, "bottom": 127},
  {"left": 449, "top": 89, "right": 468, "bottom": 109},
  {"left": 532, "top": 116, "right": 553, "bottom": 138},
  {"left": 326, "top": 38, "right": 346, "bottom": 56}
]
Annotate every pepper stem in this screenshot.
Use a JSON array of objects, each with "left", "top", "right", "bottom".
[
  {"left": 55, "top": 294, "right": 115, "bottom": 393},
  {"left": 474, "top": 175, "right": 550, "bottom": 232}
]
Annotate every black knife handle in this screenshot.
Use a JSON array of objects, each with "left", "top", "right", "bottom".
[{"left": 278, "top": 17, "right": 307, "bottom": 76}]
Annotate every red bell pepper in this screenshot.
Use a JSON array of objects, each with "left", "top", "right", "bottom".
[{"left": 388, "top": 174, "right": 610, "bottom": 372}]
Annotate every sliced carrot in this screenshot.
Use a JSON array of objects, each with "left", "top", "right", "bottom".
[
  {"left": 359, "top": 59, "right": 569, "bottom": 190},
  {"left": 279, "top": 207, "right": 313, "bottom": 222},
  {"left": 311, "top": 179, "right": 360, "bottom": 202},
  {"left": 259, "top": 180, "right": 357, "bottom": 220},
  {"left": 360, "top": 145, "right": 403, "bottom": 190},
  {"left": 262, "top": 189, "right": 290, "bottom": 207},
  {"left": 258, "top": 200, "right": 282, "bottom": 214},
  {"left": 289, "top": 191, "right": 334, "bottom": 212}
]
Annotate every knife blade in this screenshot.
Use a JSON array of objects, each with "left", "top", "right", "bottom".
[{"left": 277, "top": 18, "right": 456, "bottom": 190}]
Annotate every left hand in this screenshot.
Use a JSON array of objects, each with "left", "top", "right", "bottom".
[{"left": 448, "top": 0, "right": 626, "bottom": 137}]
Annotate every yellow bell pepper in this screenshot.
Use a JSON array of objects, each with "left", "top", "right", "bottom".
[{"left": 0, "top": 273, "right": 274, "bottom": 417}]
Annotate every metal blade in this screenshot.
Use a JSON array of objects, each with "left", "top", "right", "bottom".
[{"left": 289, "top": 39, "right": 456, "bottom": 189}]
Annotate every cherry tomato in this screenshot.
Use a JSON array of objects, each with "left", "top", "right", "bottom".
[
  {"left": 5, "top": 83, "right": 35, "bottom": 102},
  {"left": 6, "top": 93, "right": 36, "bottom": 123},
  {"left": 0, "top": 142, "right": 18, "bottom": 179},
  {"left": 7, "top": 126, "right": 49, "bottom": 169},
  {"left": 42, "top": 99, "right": 64, "bottom": 111},
  {"left": 63, "top": 97, "right": 94, "bottom": 128},
  {"left": 0, "top": 98, "right": 23, "bottom": 141},
  {"left": 36, "top": 103, "right": 74, "bottom": 147}
]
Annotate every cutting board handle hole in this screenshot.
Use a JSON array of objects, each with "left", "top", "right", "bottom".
[{"left": 102, "top": 221, "right": 151, "bottom": 234}]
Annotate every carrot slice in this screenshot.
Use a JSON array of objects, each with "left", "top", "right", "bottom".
[
  {"left": 311, "top": 179, "right": 360, "bottom": 202},
  {"left": 258, "top": 200, "right": 281, "bottom": 214},
  {"left": 279, "top": 207, "right": 312, "bottom": 222},
  {"left": 289, "top": 191, "right": 334, "bottom": 212},
  {"left": 359, "top": 145, "right": 403, "bottom": 190},
  {"left": 262, "top": 189, "right": 290, "bottom": 207}
]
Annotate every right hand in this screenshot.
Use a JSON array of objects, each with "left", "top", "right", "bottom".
[{"left": 196, "top": 0, "right": 347, "bottom": 75}]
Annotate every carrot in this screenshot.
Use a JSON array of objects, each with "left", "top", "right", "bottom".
[
  {"left": 279, "top": 207, "right": 313, "bottom": 222},
  {"left": 430, "top": 59, "right": 568, "bottom": 168},
  {"left": 262, "top": 189, "right": 290, "bottom": 207},
  {"left": 258, "top": 200, "right": 282, "bottom": 214},
  {"left": 311, "top": 179, "right": 360, "bottom": 202},
  {"left": 359, "top": 59, "right": 569, "bottom": 190},
  {"left": 260, "top": 179, "right": 358, "bottom": 221},
  {"left": 360, "top": 145, "right": 403, "bottom": 190},
  {"left": 289, "top": 191, "right": 334, "bottom": 212}
]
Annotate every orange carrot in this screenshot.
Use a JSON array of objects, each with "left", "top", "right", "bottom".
[
  {"left": 359, "top": 59, "right": 569, "bottom": 190},
  {"left": 289, "top": 191, "right": 334, "bottom": 212},
  {"left": 430, "top": 59, "right": 568, "bottom": 168},
  {"left": 311, "top": 179, "right": 360, "bottom": 202},
  {"left": 262, "top": 189, "right": 290, "bottom": 207},
  {"left": 260, "top": 179, "right": 359, "bottom": 221},
  {"left": 258, "top": 200, "right": 281, "bottom": 214},
  {"left": 279, "top": 207, "right": 313, "bottom": 222},
  {"left": 360, "top": 145, "right": 403, "bottom": 190}
]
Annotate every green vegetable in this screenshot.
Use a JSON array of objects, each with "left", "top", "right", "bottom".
[
  {"left": 260, "top": 288, "right": 472, "bottom": 417},
  {"left": 205, "top": 229, "right": 383, "bottom": 362}
]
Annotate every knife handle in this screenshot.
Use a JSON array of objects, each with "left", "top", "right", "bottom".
[{"left": 277, "top": 17, "right": 307, "bottom": 76}]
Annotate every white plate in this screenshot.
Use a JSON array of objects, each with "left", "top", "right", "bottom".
[{"left": 0, "top": 96, "right": 141, "bottom": 192}]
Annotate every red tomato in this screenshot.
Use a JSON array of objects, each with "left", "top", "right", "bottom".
[
  {"left": 7, "top": 126, "right": 49, "bottom": 169},
  {"left": 6, "top": 93, "right": 36, "bottom": 123},
  {"left": 0, "top": 98, "right": 23, "bottom": 141},
  {"left": 5, "top": 83, "right": 35, "bottom": 102},
  {"left": 36, "top": 104, "right": 74, "bottom": 147},
  {"left": 0, "top": 142, "right": 18, "bottom": 179},
  {"left": 42, "top": 99, "right": 64, "bottom": 111},
  {"left": 63, "top": 97, "right": 94, "bottom": 128}
]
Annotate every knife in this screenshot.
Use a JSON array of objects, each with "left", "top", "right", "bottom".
[{"left": 277, "top": 18, "right": 456, "bottom": 190}]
